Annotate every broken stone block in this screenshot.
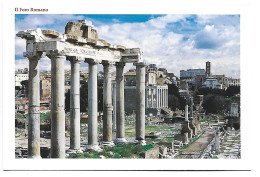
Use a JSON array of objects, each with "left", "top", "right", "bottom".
[
  {"left": 140, "top": 146, "right": 159, "bottom": 159},
  {"left": 145, "top": 131, "right": 161, "bottom": 139},
  {"left": 157, "top": 141, "right": 174, "bottom": 151},
  {"left": 65, "top": 21, "right": 98, "bottom": 41},
  {"left": 174, "top": 140, "right": 183, "bottom": 148},
  {"left": 159, "top": 146, "right": 168, "bottom": 157},
  {"left": 42, "top": 30, "right": 60, "bottom": 38},
  {"left": 65, "top": 22, "right": 83, "bottom": 37}
]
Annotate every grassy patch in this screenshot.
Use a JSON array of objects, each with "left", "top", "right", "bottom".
[
  {"left": 40, "top": 112, "right": 51, "bottom": 123},
  {"left": 68, "top": 144, "right": 155, "bottom": 159},
  {"left": 165, "top": 137, "right": 174, "bottom": 142},
  {"left": 199, "top": 118, "right": 206, "bottom": 122},
  {"left": 125, "top": 128, "right": 135, "bottom": 137}
]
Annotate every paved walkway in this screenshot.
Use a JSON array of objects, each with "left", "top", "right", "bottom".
[{"left": 176, "top": 127, "right": 215, "bottom": 159}]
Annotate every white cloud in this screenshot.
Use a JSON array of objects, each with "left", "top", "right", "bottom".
[
  {"left": 15, "top": 14, "right": 240, "bottom": 78},
  {"left": 15, "top": 38, "right": 26, "bottom": 56}
]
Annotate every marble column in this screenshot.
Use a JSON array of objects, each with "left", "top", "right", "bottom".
[
  {"left": 166, "top": 88, "right": 168, "bottom": 107},
  {"left": 28, "top": 56, "right": 41, "bottom": 158},
  {"left": 115, "top": 62, "right": 127, "bottom": 143},
  {"left": 163, "top": 88, "right": 165, "bottom": 107},
  {"left": 50, "top": 55, "right": 66, "bottom": 158},
  {"left": 151, "top": 88, "right": 154, "bottom": 108},
  {"left": 158, "top": 88, "right": 161, "bottom": 108},
  {"left": 164, "top": 88, "right": 167, "bottom": 107},
  {"left": 185, "top": 105, "right": 189, "bottom": 121},
  {"left": 112, "top": 82, "right": 117, "bottom": 131},
  {"left": 161, "top": 89, "right": 163, "bottom": 107},
  {"left": 102, "top": 61, "right": 114, "bottom": 146},
  {"left": 156, "top": 88, "right": 159, "bottom": 108},
  {"left": 135, "top": 62, "right": 146, "bottom": 145},
  {"left": 86, "top": 59, "right": 101, "bottom": 151},
  {"left": 69, "top": 58, "right": 81, "bottom": 151},
  {"left": 190, "top": 97, "right": 194, "bottom": 118},
  {"left": 145, "top": 87, "right": 148, "bottom": 108}
]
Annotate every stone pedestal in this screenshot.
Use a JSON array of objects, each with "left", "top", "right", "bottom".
[
  {"left": 214, "top": 128, "right": 220, "bottom": 153},
  {"left": 69, "top": 59, "right": 81, "bottom": 150},
  {"left": 50, "top": 55, "right": 66, "bottom": 158},
  {"left": 196, "top": 123, "right": 201, "bottom": 132},
  {"left": 181, "top": 121, "right": 193, "bottom": 139},
  {"left": 28, "top": 57, "right": 41, "bottom": 159},
  {"left": 86, "top": 59, "right": 101, "bottom": 151},
  {"left": 102, "top": 61, "right": 114, "bottom": 146},
  {"left": 134, "top": 62, "right": 146, "bottom": 145},
  {"left": 183, "top": 132, "right": 189, "bottom": 145},
  {"left": 115, "top": 62, "right": 127, "bottom": 144},
  {"left": 189, "top": 118, "right": 197, "bottom": 136}
]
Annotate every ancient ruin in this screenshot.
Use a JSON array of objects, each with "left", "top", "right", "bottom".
[
  {"left": 15, "top": 19, "right": 240, "bottom": 160},
  {"left": 16, "top": 20, "right": 146, "bottom": 158}
]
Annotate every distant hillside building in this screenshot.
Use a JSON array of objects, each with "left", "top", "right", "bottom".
[
  {"left": 228, "top": 78, "right": 240, "bottom": 87},
  {"left": 124, "top": 84, "right": 168, "bottom": 115},
  {"left": 202, "top": 76, "right": 222, "bottom": 89},
  {"left": 15, "top": 73, "right": 29, "bottom": 87},
  {"left": 180, "top": 69, "right": 205, "bottom": 87},
  {"left": 202, "top": 61, "right": 222, "bottom": 89},
  {"left": 40, "top": 78, "right": 51, "bottom": 98},
  {"left": 124, "top": 65, "right": 169, "bottom": 115},
  {"left": 214, "top": 74, "right": 229, "bottom": 90}
]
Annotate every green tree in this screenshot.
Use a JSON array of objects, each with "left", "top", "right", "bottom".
[
  {"left": 167, "top": 84, "right": 186, "bottom": 110},
  {"left": 196, "top": 87, "right": 226, "bottom": 97},
  {"left": 21, "top": 80, "right": 29, "bottom": 97},
  {"left": 225, "top": 86, "right": 240, "bottom": 97},
  {"left": 65, "top": 81, "right": 104, "bottom": 113},
  {"left": 202, "top": 94, "right": 226, "bottom": 113}
]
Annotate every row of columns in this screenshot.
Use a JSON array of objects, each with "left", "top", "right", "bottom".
[
  {"left": 26, "top": 54, "right": 146, "bottom": 158},
  {"left": 146, "top": 86, "right": 168, "bottom": 109},
  {"left": 157, "top": 87, "right": 168, "bottom": 108}
]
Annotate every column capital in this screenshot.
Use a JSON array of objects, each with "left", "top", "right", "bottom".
[
  {"left": 24, "top": 51, "right": 46, "bottom": 60},
  {"left": 85, "top": 58, "right": 100, "bottom": 65},
  {"left": 115, "top": 62, "right": 125, "bottom": 67},
  {"left": 67, "top": 56, "right": 84, "bottom": 63},
  {"left": 134, "top": 62, "right": 146, "bottom": 67},
  {"left": 46, "top": 50, "right": 66, "bottom": 59},
  {"left": 102, "top": 61, "right": 114, "bottom": 66}
]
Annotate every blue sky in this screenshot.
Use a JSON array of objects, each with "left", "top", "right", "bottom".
[{"left": 15, "top": 14, "right": 240, "bottom": 78}]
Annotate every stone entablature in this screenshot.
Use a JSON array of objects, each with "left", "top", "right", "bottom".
[{"left": 17, "top": 20, "right": 142, "bottom": 63}]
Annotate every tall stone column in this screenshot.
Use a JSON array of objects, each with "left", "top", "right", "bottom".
[
  {"left": 151, "top": 88, "right": 154, "bottom": 108},
  {"left": 158, "top": 88, "right": 161, "bottom": 108},
  {"left": 28, "top": 56, "right": 41, "bottom": 158},
  {"left": 190, "top": 97, "right": 194, "bottom": 118},
  {"left": 166, "top": 88, "right": 168, "bottom": 107},
  {"left": 49, "top": 55, "right": 66, "bottom": 158},
  {"left": 112, "top": 82, "right": 117, "bottom": 132},
  {"left": 160, "top": 89, "right": 163, "bottom": 107},
  {"left": 156, "top": 86, "right": 159, "bottom": 109},
  {"left": 163, "top": 88, "right": 165, "bottom": 107},
  {"left": 164, "top": 88, "right": 167, "bottom": 107},
  {"left": 102, "top": 61, "right": 114, "bottom": 146},
  {"left": 86, "top": 59, "right": 101, "bottom": 151},
  {"left": 145, "top": 88, "right": 148, "bottom": 108},
  {"left": 68, "top": 57, "right": 82, "bottom": 152},
  {"left": 135, "top": 62, "right": 146, "bottom": 145},
  {"left": 115, "top": 62, "right": 127, "bottom": 143},
  {"left": 185, "top": 105, "right": 189, "bottom": 121}
]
